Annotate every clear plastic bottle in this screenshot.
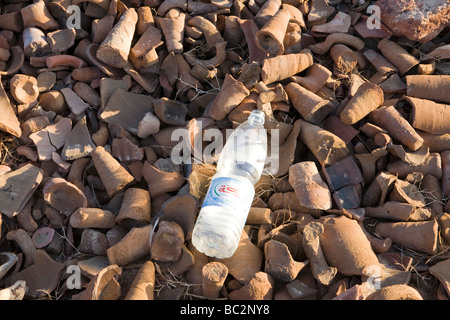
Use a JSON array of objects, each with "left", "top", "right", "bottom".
[{"left": 191, "top": 110, "right": 267, "bottom": 258}]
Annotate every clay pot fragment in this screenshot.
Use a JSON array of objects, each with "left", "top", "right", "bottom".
[
  {"left": 4, "top": 250, "right": 64, "bottom": 299},
  {"left": 124, "top": 261, "right": 156, "bottom": 300},
  {"left": 375, "top": 220, "right": 439, "bottom": 255},
  {"left": 151, "top": 221, "right": 184, "bottom": 262},
  {"left": 106, "top": 224, "right": 152, "bottom": 266},
  {"left": 309, "top": 33, "right": 365, "bottom": 55},
  {"left": 21, "top": 0, "right": 59, "bottom": 30},
  {"left": 285, "top": 82, "right": 334, "bottom": 125},
  {"left": 322, "top": 156, "right": 364, "bottom": 192},
  {"left": 389, "top": 179, "right": 427, "bottom": 208},
  {"left": 366, "top": 284, "right": 423, "bottom": 300},
  {"left": 312, "top": 11, "right": 351, "bottom": 34},
  {"left": 429, "top": 259, "right": 450, "bottom": 297},
  {"left": 298, "top": 120, "right": 350, "bottom": 166},
  {"left": 302, "top": 221, "right": 337, "bottom": 285},
  {"left": 261, "top": 50, "right": 313, "bottom": 84},
  {"left": 142, "top": 161, "right": 185, "bottom": 198},
  {"left": 339, "top": 82, "right": 384, "bottom": 125},
  {"left": 61, "top": 116, "right": 96, "bottom": 160},
  {"left": 70, "top": 208, "right": 116, "bottom": 229},
  {"left": 91, "top": 146, "right": 135, "bottom": 198},
  {"left": 369, "top": 106, "right": 424, "bottom": 151},
  {"left": 99, "top": 88, "right": 153, "bottom": 135},
  {"left": 377, "top": 39, "right": 419, "bottom": 75},
  {"left": 0, "top": 280, "right": 26, "bottom": 300},
  {"left": 208, "top": 74, "right": 250, "bottom": 121},
  {"left": 404, "top": 96, "right": 450, "bottom": 135},
  {"left": 264, "top": 240, "right": 307, "bottom": 282},
  {"left": 75, "top": 264, "right": 122, "bottom": 300},
  {"left": 0, "top": 77, "right": 21, "bottom": 137},
  {"left": 153, "top": 97, "right": 187, "bottom": 125},
  {"left": 229, "top": 271, "right": 274, "bottom": 300},
  {"left": 256, "top": 8, "right": 291, "bottom": 56},
  {"left": 0, "top": 252, "right": 18, "bottom": 281},
  {"left": 0, "top": 163, "right": 43, "bottom": 218},
  {"left": 319, "top": 215, "right": 380, "bottom": 276},
  {"left": 289, "top": 161, "right": 332, "bottom": 211},
  {"left": 10, "top": 74, "right": 39, "bottom": 104},
  {"left": 365, "top": 201, "right": 415, "bottom": 222},
  {"left": 201, "top": 261, "right": 228, "bottom": 299},
  {"left": 97, "top": 8, "right": 138, "bottom": 68},
  {"left": 406, "top": 75, "right": 450, "bottom": 104},
  {"left": 43, "top": 177, "right": 88, "bottom": 216},
  {"left": 116, "top": 188, "right": 151, "bottom": 229}
]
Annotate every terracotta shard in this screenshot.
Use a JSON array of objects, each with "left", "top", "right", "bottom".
[
  {"left": 429, "top": 259, "right": 450, "bottom": 297},
  {"left": 46, "top": 28, "right": 77, "bottom": 53},
  {"left": 106, "top": 224, "right": 152, "bottom": 266},
  {"left": 60, "top": 87, "right": 90, "bottom": 116},
  {"left": 141, "top": 161, "right": 185, "bottom": 198},
  {"left": 62, "top": 116, "right": 96, "bottom": 160},
  {"left": 43, "top": 177, "right": 88, "bottom": 216},
  {"left": 0, "top": 76, "right": 21, "bottom": 137},
  {"left": 111, "top": 138, "right": 144, "bottom": 162},
  {"left": 99, "top": 88, "right": 153, "bottom": 134},
  {"left": 153, "top": 97, "right": 187, "bottom": 125},
  {"left": 91, "top": 146, "right": 135, "bottom": 198},
  {"left": 0, "top": 164, "right": 43, "bottom": 218},
  {"left": 159, "top": 194, "right": 199, "bottom": 239},
  {"left": 29, "top": 117, "right": 72, "bottom": 161},
  {"left": 5, "top": 250, "right": 64, "bottom": 299}
]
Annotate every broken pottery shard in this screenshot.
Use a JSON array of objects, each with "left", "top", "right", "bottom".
[
  {"left": 220, "top": 231, "right": 263, "bottom": 284},
  {"left": 141, "top": 161, "right": 185, "bottom": 198},
  {"left": 322, "top": 156, "right": 364, "bottom": 192},
  {"left": 228, "top": 272, "right": 274, "bottom": 300},
  {"left": 159, "top": 194, "right": 198, "bottom": 239},
  {"left": 46, "top": 28, "right": 77, "bottom": 53},
  {"left": 91, "top": 146, "right": 135, "bottom": 198},
  {"left": 153, "top": 97, "right": 187, "bottom": 125},
  {"left": 137, "top": 112, "right": 160, "bottom": 139},
  {"left": 0, "top": 164, "right": 43, "bottom": 218},
  {"left": 5, "top": 250, "right": 64, "bottom": 299},
  {"left": 29, "top": 117, "right": 72, "bottom": 161},
  {"left": 264, "top": 239, "right": 307, "bottom": 282},
  {"left": 112, "top": 138, "right": 144, "bottom": 162},
  {"left": 97, "top": 8, "right": 138, "bottom": 68},
  {"left": 99, "top": 88, "right": 153, "bottom": 134},
  {"left": 319, "top": 215, "right": 381, "bottom": 276},
  {"left": 10, "top": 74, "right": 39, "bottom": 104},
  {"left": 375, "top": 0, "right": 450, "bottom": 43},
  {"left": 62, "top": 116, "right": 96, "bottom": 160},
  {"left": 289, "top": 161, "right": 332, "bottom": 211},
  {"left": 21, "top": 0, "right": 59, "bottom": 30},
  {"left": 106, "top": 224, "right": 152, "bottom": 266},
  {"left": 429, "top": 259, "right": 450, "bottom": 297},
  {"left": 0, "top": 76, "right": 21, "bottom": 137},
  {"left": 375, "top": 220, "right": 439, "bottom": 255},
  {"left": 60, "top": 87, "right": 90, "bottom": 116},
  {"left": 0, "top": 252, "right": 18, "bottom": 281},
  {"left": 32, "top": 227, "right": 55, "bottom": 248},
  {"left": 75, "top": 264, "right": 122, "bottom": 300},
  {"left": 43, "top": 177, "right": 88, "bottom": 216},
  {"left": 151, "top": 221, "right": 185, "bottom": 262},
  {"left": 311, "top": 12, "right": 351, "bottom": 34}
]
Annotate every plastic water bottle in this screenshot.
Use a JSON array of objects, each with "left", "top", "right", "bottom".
[{"left": 192, "top": 110, "right": 267, "bottom": 258}]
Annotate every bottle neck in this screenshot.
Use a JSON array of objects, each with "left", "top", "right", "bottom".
[{"left": 247, "top": 110, "right": 265, "bottom": 126}]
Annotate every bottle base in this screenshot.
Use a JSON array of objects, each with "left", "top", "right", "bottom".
[{"left": 191, "top": 206, "right": 243, "bottom": 259}]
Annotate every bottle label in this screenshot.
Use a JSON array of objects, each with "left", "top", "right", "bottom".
[{"left": 202, "top": 177, "right": 255, "bottom": 224}]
